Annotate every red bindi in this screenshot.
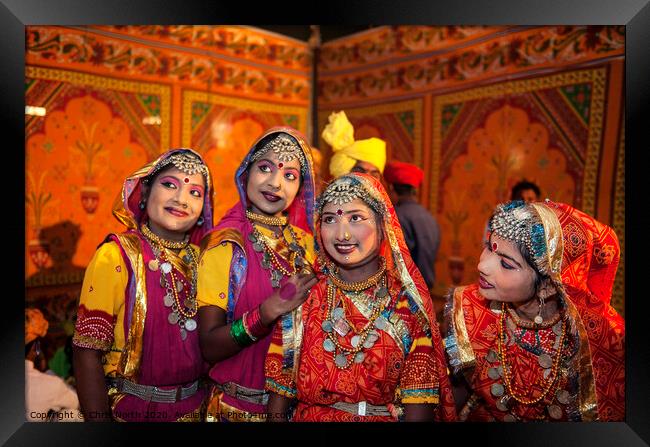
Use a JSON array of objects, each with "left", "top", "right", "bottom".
[
  {"left": 184, "top": 177, "right": 190, "bottom": 184},
  {"left": 492, "top": 242, "right": 498, "bottom": 251},
  {"left": 336, "top": 209, "right": 343, "bottom": 216},
  {"left": 278, "top": 162, "right": 284, "bottom": 168}
]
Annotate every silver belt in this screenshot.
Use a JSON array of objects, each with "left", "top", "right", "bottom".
[
  {"left": 109, "top": 378, "right": 199, "bottom": 403},
  {"left": 329, "top": 401, "right": 392, "bottom": 417},
  {"left": 217, "top": 381, "right": 269, "bottom": 405}
]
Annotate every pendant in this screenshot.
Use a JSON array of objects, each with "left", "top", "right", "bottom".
[
  {"left": 248, "top": 233, "right": 257, "bottom": 243},
  {"left": 351, "top": 335, "right": 361, "bottom": 348},
  {"left": 503, "top": 414, "right": 517, "bottom": 422},
  {"left": 176, "top": 280, "right": 184, "bottom": 292},
  {"left": 552, "top": 321, "right": 562, "bottom": 336},
  {"left": 322, "top": 320, "right": 334, "bottom": 333},
  {"left": 331, "top": 307, "right": 345, "bottom": 321},
  {"left": 488, "top": 367, "right": 501, "bottom": 380},
  {"left": 183, "top": 297, "right": 194, "bottom": 309},
  {"left": 496, "top": 395, "right": 511, "bottom": 412},
  {"left": 364, "top": 331, "right": 379, "bottom": 348},
  {"left": 289, "top": 242, "right": 302, "bottom": 253},
  {"left": 538, "top": 353, "right": 553, "bottom": 369},
  {"left": 182, "top": 254, "right": 192, "bottom": 264},
  {"left": 148, "top": 259, "right": 160, "bottom": 271},
  {"left": 374, "top": 316, "right": 388, "bottom": 331},
  {"left": 271, "top": 278, "right": 280, "bottom": 288},
  {"left": 376, "top": 287, "right": 388, "bottom": 298},
  {"left": 490, "top": 383, "right": 505, "bottom": 397},
  {"left": 261, "top": 258, "right": 270, "bottom": 269},
  {"left": 335, "top": 353, "right": 348, "bottom": 368},
  {"left": 161, "top": 262, "right": 172, "bottom": 274},
  {"left": 489, "top": 300, "right": 502, "bottom": 313},
  {"left": 160, "top": 276, "right": 166, "bottom": 287},
  {"left": 184, "top": 318, "right": 197, "bottom": 331},
  {"left": 168, "top": 311, "right": 180, "bottom": 325},
  {"left": 272, "top": 269, "right": 283, "bottom": 282},
  {"left": 547, "top": 404, "right": 563, "bottom": 420},
  {"left": 323, "top": 338, "right": 335, "bottom": 352},
  {"left": 543, "top": 368, "right": 552, "bottom": 379},
  {"left": 253, "top": 243, "right": 263, "bottom": 253},
  {"left": 333, "top": 318, "right": 350, "bottom": 337},
  {"left": 534, "top": 315, "right": 544, "bottom": 325},
  {"left": 180, "top": 328, "right": 188, "bottom": 341},
  {"left": 354, "top": 352, "right": 365, "bottom": 363},
  {"left": 487, "top": 349, "right": 499, "bottom": 363},
  {"left": 164, "top": 294, "right": 175, "bottom": 307},
  {"left": 294, "top": 257, "right": 305, "bottom": 268},
  {"left": 556, "top": 389, "right": 570, "bottom": 405}
]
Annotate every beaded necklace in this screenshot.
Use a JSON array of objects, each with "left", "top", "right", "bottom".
[
  {"left": 141, "top": 223, "right": 198, "bottom": 340},
  {"left": 246, "top": 216, "right": 307, "bottom": 288},
  {"left": 496, "top": 301, "right": 567, "bottom": 406},
  {"left": 245, "top": 209, "right": 288, "bottom": 227},
  {"left": 321, "top": 259, "right": 392, "bottom": 369}
]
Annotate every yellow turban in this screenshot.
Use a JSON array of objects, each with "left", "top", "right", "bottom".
[
  {"left": 321, "top": 111, "right": 386, "bottom": 178},
  {"left": 25, "top": 308, "right": 49, "bottom": 344}
]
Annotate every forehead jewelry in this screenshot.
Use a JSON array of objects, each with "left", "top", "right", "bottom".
[
  {"left": 150, "top": 151, "right": 210, "bottom": 186},
  {"left": 250, "top": 133, "right": 306, "bottom": 174}
]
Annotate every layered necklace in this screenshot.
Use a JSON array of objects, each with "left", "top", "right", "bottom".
[
  {"left": 141, "top": 223, "right": 198, "bottom": 341},
  {"left": 246, "top": 209, "right": 307, "bottom": 288},
  {"left": 488, "top": 301, "right": 569, "bottom": 420},
  {"left": 322, "top": 258, "right": 393, "bottom": 369}
]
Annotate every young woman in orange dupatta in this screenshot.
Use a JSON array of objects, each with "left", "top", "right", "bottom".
[
  {"left": 197, "top": 128, "right": 318, "bottom": 422},
  {"left": 265, "top": 173, "right": 457, "bottom": 422},
  {"left": 443, "top": 199, "right": 624, "bottom": 421}
]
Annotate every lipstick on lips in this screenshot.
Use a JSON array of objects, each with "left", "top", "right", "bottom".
[
  {"left": 165, "top": 207, "right": 189, "bottom": 217},
  {"left": 334, "top": 243, "right": 356, "bottom": 255},
  {"left": 478, "top": 275, "right": 494, "bottom": 289},
  {"left": 261, "top": 191, "right": 281, "bottom": 203}
]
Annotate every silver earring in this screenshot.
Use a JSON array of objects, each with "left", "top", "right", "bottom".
[
  {"left": 197, "top": 216, "right": 204, "bottom": 226},
  {"left": 534, "top": 294, "right": 545, "bottom": 325}
]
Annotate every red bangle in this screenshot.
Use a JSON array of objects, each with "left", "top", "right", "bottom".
[{"left": 244, "top": 306, "right": 271, "bottom": 338}]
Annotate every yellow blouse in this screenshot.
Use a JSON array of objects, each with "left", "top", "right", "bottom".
[
  {"left": 73, "top": 240, "right": 198, "bottom": 376},
  {"left": 198, "top": 224, "right": 315, "bottom": 310}
]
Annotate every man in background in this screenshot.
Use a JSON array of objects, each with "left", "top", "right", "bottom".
[
  {"left": 384, "top": 161, "right": 440, "bottom": 290},
  {"left": 510, "top": 179, "right": 541, "bottom": 203}
]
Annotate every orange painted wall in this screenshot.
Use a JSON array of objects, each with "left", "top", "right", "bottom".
[
  {"left": 25, "top": 26, "right": 311, "bottom": 347},
  {"left": 317, "top": 26, "right": 625, "bottom": 315}
]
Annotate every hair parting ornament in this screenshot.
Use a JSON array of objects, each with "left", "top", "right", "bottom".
[{"left": 250, "top": 133, "right": 307, "bottom": 175}]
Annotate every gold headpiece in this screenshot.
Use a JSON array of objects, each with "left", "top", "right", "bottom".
[
  {"left": 150, "top": 151, "right": 210, "bottom": 184},
  {"left": 250, "top": 133, "right": 307, "bottom": 174},
  {"left": 489, "top": 200, "right": 563, "bottom": 283},
  {"left": 317, "top": 175, "right": 384, "bottom": 214}
]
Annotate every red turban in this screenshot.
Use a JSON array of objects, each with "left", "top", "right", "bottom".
[{"left": 384, "top": 161, "right": 424, "bottom": 188}]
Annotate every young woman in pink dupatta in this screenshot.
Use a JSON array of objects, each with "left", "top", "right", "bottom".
[
  {"left": 197, "top": 128, "right": 318, "bottom": 422},
  {"left": 72, "top": 149, "right": 214, "bottom": 421}
]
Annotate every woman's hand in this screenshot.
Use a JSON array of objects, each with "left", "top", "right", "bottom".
[{"left": 259, "top": 270, "right": 318, "bottom": 326}]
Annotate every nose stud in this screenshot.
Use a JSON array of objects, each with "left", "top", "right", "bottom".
[{"left": 343, "top": 232, "right": 351, "bottom": 241}]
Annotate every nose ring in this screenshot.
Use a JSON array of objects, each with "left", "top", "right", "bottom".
[{"left": 343, "top": 232, "right": 351, "bottom": 241}]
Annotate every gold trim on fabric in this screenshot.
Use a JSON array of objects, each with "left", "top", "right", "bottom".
[
  {"left": 564, "top": 299, "right": 599, "bottom": 421},
  {"left": 531, "top": 202, "right": 565, "bottom": 285},
  {"left": 205, "top": 391, "right": 267, "bottom": 422},
  {"left": 199, "top": 228, "right": 244, "bottom": 256},
  {"left": 71, "top": 332, "right": 112, "bottom": 351},
  {"left": 163, "top": 244, "right": 196, "bottom": 279},
  {"left": 115, "top": 233, "right": 147, "bottom": 380},
  {"left": 452, "top": 287, "right": 476, "bottom": 368}
]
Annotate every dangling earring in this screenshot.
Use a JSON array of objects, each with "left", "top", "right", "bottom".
[
  {"left": 534, "top": 294, "right": 545, "bottom": 325},
  {"left": 139, "top": 199, "right": 146, "bottom": 210},
  {"left": 197, "top": 216, "right": 204, "bottom": 226}
]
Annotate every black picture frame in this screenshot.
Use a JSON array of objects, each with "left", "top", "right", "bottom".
[{"left": 8, "top": 0, "right": 649, "bottom": 445}]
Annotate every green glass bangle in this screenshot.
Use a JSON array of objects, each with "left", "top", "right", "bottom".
[{"left": 230, "top": 318, "right": 255, "bottom": 347}]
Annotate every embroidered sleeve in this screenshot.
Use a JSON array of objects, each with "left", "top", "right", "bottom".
[
  {"left": 398, "top": 323, "right": 440, "bottom": 405},
  {"left": 73, "top": 242, "right": 126, "bottom": 351},
  {"left": 197, "top": 242, "right": 232, "bottom": 311},
  {"left": 264, "top": 319, "right": 297, "bottom": 399}
]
